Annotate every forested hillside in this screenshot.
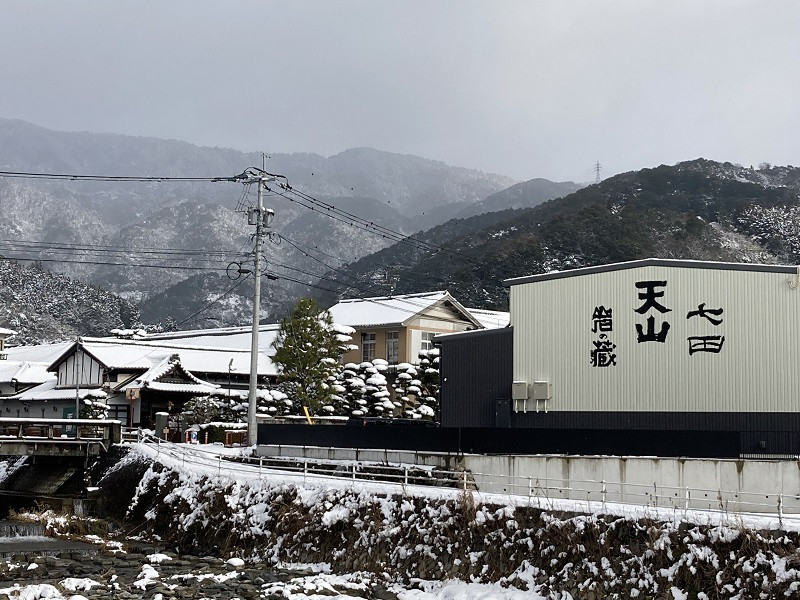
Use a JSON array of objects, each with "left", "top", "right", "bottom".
[
  {"left": 318, "top": 160, "right": 800, "bottom": 309},
  {"left": 0, "top": 258, "right": 145, "bottom": 344}
]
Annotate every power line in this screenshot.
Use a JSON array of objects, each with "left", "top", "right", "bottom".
[
  {"left": 0, "top": 255, "right": 229, "bottom": 272},
  {"left": 0, "top": 170, "right": 247, "bottom": 183},
  {"left": 272, "top": 185, "right": 475, "bottom": 264},
  {"left": 0, "top": 238, "right": 246, "bottom": 258},
  {"left": 0, "top": 247, "right": 240, "bottom": 266}
]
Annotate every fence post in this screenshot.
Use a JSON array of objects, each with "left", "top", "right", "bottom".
[
  {"left": 352, "top": 463, "right": 356, "bottom": 481},
  {"left": 259, "top": 456, "right": 263, "bottom": 478},
  {"left": 462, "top": 470, "right": 468, "bottom": 491},
  {"left": 528, "top": 476, "right": 532, "bottom": 499},
  {"left": 303, "top": 461, "right": 308, "bottom": 483},
  {"left": 404, "top": 467, "right": 408, "bottom": 487},
  {"left": 601, "top": 480, "right": 607, "bottom": 510},
  {"left": 218, "top": 455, "right": 221, "bottom": 476},
  {"left": 779, "top": 493, "right": 784, "bottom": 529},
  {"left": 685, "top": 486, "right": 690, "bottom": 512}
]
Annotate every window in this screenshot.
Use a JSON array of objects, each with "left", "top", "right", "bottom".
[
  {"left": 421, "top": 331, "right": 435, "bottom": 353},
  {"left": 386, "top": 331, "right": 399, "bottom": 364},
  {"left": 108, "top": 405, "right": 129, "bottom": 426},
  {"left": 361, "top": 332, "right": 376, "bottom": 362}
]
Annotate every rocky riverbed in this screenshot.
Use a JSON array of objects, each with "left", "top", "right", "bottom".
[{"left": 0, "top": 547, "right": 402, "bottom": 599}]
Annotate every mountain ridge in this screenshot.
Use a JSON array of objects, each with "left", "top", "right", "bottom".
[{"left": 313, "top": 159, "right": 800, "bottom": 311}]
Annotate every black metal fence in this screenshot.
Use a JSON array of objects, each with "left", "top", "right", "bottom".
[{"left": 258, "top": 424, "right": 741, "bottom": 458}]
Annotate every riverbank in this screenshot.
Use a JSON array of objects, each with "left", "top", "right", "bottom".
[
  {"left": 1, "top": 547, "right": 401, "bottom": 600},
  {"left": 4, "top": 444, "right": 800, "bottom": 598},
  {"left": 80, "top": 443, "right": 800, "bottom": 598}
]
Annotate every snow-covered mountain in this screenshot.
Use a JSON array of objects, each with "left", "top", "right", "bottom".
[
  {"left": 0, "top": 258, "right": 143, "bottom": 345},
  {"left": 0, "top": 118, "right": 520, "bottom": 330}
]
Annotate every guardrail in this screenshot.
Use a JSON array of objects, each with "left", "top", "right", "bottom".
[
  {"left": 135, "top": 438, "right": 800, "bottom": 528},
  {"left": 0, "top": 418, "right": 121, "bottom": 455}
]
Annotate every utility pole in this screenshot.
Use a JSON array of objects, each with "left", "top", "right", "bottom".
[
  {"left": 247, "top": 158, "right": 275, "bottom": 447},
  {"left": 594, "top": 161, "right": 602, "bottom": 183},
  {"left": 75, "top": 335, "right": 81, "bottom": 421}
]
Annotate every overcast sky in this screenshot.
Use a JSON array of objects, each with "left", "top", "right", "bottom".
[{"left": 0, "top": 1, "right": 797, "bottom": 182}]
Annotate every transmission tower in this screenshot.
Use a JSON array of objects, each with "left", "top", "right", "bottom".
[{"left": 594, "top": 161, "right": 602, "bottom": 183}]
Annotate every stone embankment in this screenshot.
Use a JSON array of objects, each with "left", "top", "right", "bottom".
[{"left": 77, "top": 445, "right": 800, "bottom": 599}]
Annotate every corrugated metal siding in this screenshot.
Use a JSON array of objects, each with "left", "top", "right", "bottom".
[
  {"left": 511, "top": 266, "right": 800, "bottom": 413},
  {"left": 438, "top": 328, "right": 513, "bottom": 427}
]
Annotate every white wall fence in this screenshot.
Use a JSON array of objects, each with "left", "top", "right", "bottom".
[{"left": 256, "top": 445, "right": 800, "bottom": 520}]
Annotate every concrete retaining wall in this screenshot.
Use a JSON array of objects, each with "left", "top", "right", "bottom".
[{"left": 254, "top": 445, "right": 800, "bottom": 514}]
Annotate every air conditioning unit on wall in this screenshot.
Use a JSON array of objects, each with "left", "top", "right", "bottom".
[{"left": 512, "top": 380, "right": 551, "bottom": 413}]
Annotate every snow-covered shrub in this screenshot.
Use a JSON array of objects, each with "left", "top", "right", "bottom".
[
  {"left": 79, "top": 390, "right": 108, "bottom": 419},
  {"left": 391, "top": 350, "right": 439, "bottom": 421}
]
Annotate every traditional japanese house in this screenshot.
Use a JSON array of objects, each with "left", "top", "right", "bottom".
[{"left": 44, "top": 334, "right": 277, "bottom": 427}]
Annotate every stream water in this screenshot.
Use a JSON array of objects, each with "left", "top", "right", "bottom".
[{"left": 0, "top": 520, "right": 97, "bottom": 559}]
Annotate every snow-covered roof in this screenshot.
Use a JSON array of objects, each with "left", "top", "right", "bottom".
[
  {"left": 0, "top": 327, "right": 17, "bottom": 337},
  {"left": 139, "top": 381, "right": 219, "bottom": 394},
  {"left": 0, "top": 361, "right": 54, "bottom": 385},
  {"left": 464, "top": 308, "right": 510, "bottom": 329},
  {"left": 128, "top": 354, "right": 221, "bottom": 393},
  {"left": 110, "top": 324, "right": 281, "bottom": 353},
  {"left": 50, "top": 338, "right": 277, "bottom": 376},
  {"left": 327, "top": 291, "right": 482, "bottom": 328},
  {"left": 4, "top": 341, "right": 72, "bottom": 365},
  {"left": 8, "top": 379, "right": 104, "bottom": 402}
]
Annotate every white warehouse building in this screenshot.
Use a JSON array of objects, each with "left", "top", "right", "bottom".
[
  {"left": 498, "top": 258, "right": 800, "bottom": 456},
  {"left": 436, "top": 259, "right": 800, "bottom": 458}
]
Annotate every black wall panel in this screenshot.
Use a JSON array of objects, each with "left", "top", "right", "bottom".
[
  {"left": 438, "top": 327, "right": 513, "bottom": 428},
  {"left": 257, "top": 424, "right": 740, "bottom": 458}
]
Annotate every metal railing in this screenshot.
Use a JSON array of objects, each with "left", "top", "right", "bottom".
[
  {"left": 0, "top": 417, "right": 122, "bottom": 453},
  {"left": 132, "top": 438, "right": 800, "bottom": 528}
]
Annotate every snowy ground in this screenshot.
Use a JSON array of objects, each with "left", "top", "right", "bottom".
[{"left": 135, "top": 440, "right": 800, "bottom": 532}]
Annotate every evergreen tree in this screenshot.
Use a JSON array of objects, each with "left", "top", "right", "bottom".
[
  {"left": 416, "top": 348, "right": 440, "bottom": 420},
  {"left": 389, "top": 350, "right": 439, "bottom": 421},
  {"left": 272, "top": 298, "right": 352, "bottom": 415}
]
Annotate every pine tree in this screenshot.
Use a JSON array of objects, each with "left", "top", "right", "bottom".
[{"left": 272, "top": 298, "right": 352, "bottom": 415}]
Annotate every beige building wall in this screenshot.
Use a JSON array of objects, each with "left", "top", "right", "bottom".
[
  {"left": 510, "top": 264, "right": 800, "bottom": 413},
  {"left": 341, "top": 327, "right": 408, "bottom": 365}
]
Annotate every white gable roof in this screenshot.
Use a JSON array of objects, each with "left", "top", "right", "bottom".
[
  {"left": 327, "top": 291, "right": 481, "bottom": 328},
  {"left": 464, "top": 308, "right": 510, "bottom": 329}
]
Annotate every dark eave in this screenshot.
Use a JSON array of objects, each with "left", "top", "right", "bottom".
[{"left": 503, "top": 258, "right": 797, "bottom": 288}]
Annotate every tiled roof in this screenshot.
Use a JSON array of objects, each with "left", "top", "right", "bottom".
[
  {"left": 4, "top": 342, "right": 73, "bottom": 365},
  {"left": 110, "top": 324, "right": 281, "bottom": 353}
]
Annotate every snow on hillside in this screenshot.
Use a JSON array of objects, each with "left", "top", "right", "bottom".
[{"left": 0, "top": 258, "right": 141, "bottom": 344}]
